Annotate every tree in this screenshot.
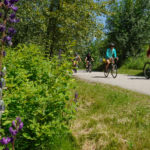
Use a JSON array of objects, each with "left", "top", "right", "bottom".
[
  {"left": 14, "top": 0, "right": 110, "bottom": 56},
  {"left": 106, "top": 0, "right": 150, "bottom": 61}
]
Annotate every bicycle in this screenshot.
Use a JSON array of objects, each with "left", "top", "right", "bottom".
[
  {"left": 86, "top": 61, "right": 92, "bottom": 73},
  {"left": 73, "top": 60, "right": 78, "bottom": 73},
  {"left": 143, "top": 62, "right": 150, "bottom": 79},
  {"left": 104, "top": 58, "right": 118, "bottom": 78}
]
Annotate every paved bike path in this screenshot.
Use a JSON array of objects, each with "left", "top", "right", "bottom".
[{"left": 74, "top": 70, "right": 150, "bottom": 96}]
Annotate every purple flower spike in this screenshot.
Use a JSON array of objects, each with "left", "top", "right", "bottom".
[
  {"left": 16, "top": 117, "right": 21, "bottom": 123},
  {"left": 11, "top": 5, "right": 18, "bottom": 12},
  {"left": 9, "top": 127, "right": 17, "bottom": 136},
  {"left": 9, "top": 0, "right": 19, "bottom": 4},
  {"left": 0, "top": 24, "right": 5, "bottom": 32},
  {"left": 9, "top": 18, "right": 20, "bottom": 23},
  {"left": 9, "top": 0, "right": 16, "bottom": 4},
  {"left": 75, "top": 92, "right": 78, "bottom": 99},
  {"left": 8, "top": 27, "right": 16, "bottom": 35},
  {"left": 3, "top": 51, "right": 6, "bottom": 57},
  {"left": 12, "top": 120, "right": 16, "bottom": 127},
  {"left": 3, "top": 36, "right": 12, "bottom": 42},
  {"left": 8, "top": 41, "right": 13, "bottom": 46},
  {"left": 4, "top": 0, "right": 9, "bottom": 5},
  {"left": 0, "top": 137, "right": 11, "bottom": 145},
  {"left": 10, "top": 13, "right": 16, "bottom": 19},
  {"left": 0, "top": 12, "right": 2, "bottom": 18},
  {"left": 19, "top": 122, "right": 23, "bottom": 130}
]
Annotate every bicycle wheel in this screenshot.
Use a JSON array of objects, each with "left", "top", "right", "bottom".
[
  {"left": 143, "top": 62, "right": 150, "bottom": 79},
  {"left": 89, "top": 63, "right": 92, "bottom": 73},
  {"left": 111, "top": 64, "right": 117, "bottom": 78},
  {"left": 104, "top": 68, "right": 110, "bottom": 77}
]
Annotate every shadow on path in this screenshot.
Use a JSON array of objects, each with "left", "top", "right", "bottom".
[
  {"left": 128, "top": 75, "right": 147, "bottom": 80},
  {"left": 128, "top": 77, "right": 147, "bottom": 80},
  {"left": 93, "top": 76, "right": 106, "bottom": 78}
]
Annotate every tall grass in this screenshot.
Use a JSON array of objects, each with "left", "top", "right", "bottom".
[{"left": 71, "top": 80, "right": 150, "bottom": 150}]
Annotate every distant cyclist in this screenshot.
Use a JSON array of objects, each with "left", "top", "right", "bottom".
[
  {"left": 147, "top": 45, "right": 150, "bottom": 58},
  {"left": 85, "top": 52, "right": 94, "bottom": 69},
  {"left": 105, "top": 43, "right": 118, "bottom": 72},
  {"left": 73, "top": 52, "right": 81, "bottom": 68}
]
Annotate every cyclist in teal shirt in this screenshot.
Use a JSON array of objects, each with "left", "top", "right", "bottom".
[{"left": 105, "top": 43, "right": 118, "bottom": 72}]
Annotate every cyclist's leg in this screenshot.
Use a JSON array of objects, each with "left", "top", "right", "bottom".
[
  {"left": 106, "top": 59, "right": 110, "bottom": 71},
  {"left": 86, "top": 61, "right": 89, "bottom": 68}
]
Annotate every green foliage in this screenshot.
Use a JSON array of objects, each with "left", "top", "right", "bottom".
[
  {"left": 106, "top": 0, "right": 150, "bottom": 62},
  {"left": 2, "top": 44, "right": 75, "bottom": 150},
  {"left": 121, "top": 46, "right": 149, "bottom": 70},
  {"left": 15, "top": 0, "right": 110, "bottom": 56}
]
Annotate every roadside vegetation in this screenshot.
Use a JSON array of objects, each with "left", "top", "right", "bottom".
[
  {"left": 71, "top": 79, "right": 150, "bottom": 150},
  {"left": 2, "top": 44, "right": 77, "bottom": 149},
  {"left": 0, "top": 0, "right": 150, "bottom": 149}
]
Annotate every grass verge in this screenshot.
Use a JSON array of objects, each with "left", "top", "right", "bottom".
[
  {"left": 71, "top": 79, "right": 150, "bottom": 150},
  {"left": 51, "top": 134, "right": 79, "bottom": 150},
  {"left": 118, "top": 68, "right": 143, "bottom": 76}
]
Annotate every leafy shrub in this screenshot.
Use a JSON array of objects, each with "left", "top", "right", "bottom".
[
  {"left": 2, "top": 44, "right": 74, "bottom": 150},
  {"left": 121, "top": 49, "right": 149, "bottom": 70}
]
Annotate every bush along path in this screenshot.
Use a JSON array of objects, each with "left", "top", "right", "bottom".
[{"left": 2, "top": 44, "right": 76, "bottom": 150}]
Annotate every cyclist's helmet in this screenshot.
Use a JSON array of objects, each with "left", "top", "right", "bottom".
[{"left": 110, "top": 43, "right": 115, "bottom": 47}]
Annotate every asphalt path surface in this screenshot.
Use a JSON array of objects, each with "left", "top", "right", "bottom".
[{"left": 74, "top": 70, "right": 150, "bottom": 96}]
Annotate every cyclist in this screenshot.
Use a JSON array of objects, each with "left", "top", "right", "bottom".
[
  {"left": 147, "top": 45, "right": 150, "bottom": 58},
  {"left": 72, "top": 52, "right": 81, "bottom": 68},
  {"left": 85, "top": 52, "right": 94, "bottom": 69},
  {"left": 105, "top": 43, "right": 118, "bottom": 72}
]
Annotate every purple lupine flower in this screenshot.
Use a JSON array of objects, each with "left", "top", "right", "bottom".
[
  {"left": 9, "top": 0, "right": 16, "bottom": 4},
  {"left": 16, "top": 117, "right": 21, "bottom": 124},
  {"left": 3, "top": 36, "right": 12, "bottom": 42},
  {"left": 73, "top": 92, "right": 78, "bottom": 103},
  {"left": 0, "top": 12, "right": 2, "bottom": 18},
  {"left": 75, "top": 92, "right": 78, "bottom": 99},
  {"left": 19, "top": 122, "right": 23, "bottom": 130},
  {"left": 0, "top": 24, "right": 6, "bottom": 32},
  {"left": 9, "top": 0, "right": 19, "bottom": 4},
  {"left": 4, "top": 0, "right": 9, "bottom": 5},
  {"left": 3, "top": 51, "right": 6, "bottom": 57},
  {"left": 9, "top": 127, "right": 17, "bottom": 136},
  {"left": 10, "top": 13, "right": 16, "bottom": 19},
  {"left": 11, "top": 5, "right": 18, "bottom": 12},
  {"left": 8, "top": 41, "right": 13, "bottom": 46},
  {"left": 0, "top": 137, "right": 11, "bottom": 145},
  {"left": 8, "top": 27, "right": 16, "bottom": 35},
  {"left": 9, "top": 18, "right": 20, "bottom": 23},
  {"left": 12, "top": 120, "right": 16, "bottom": 128}
]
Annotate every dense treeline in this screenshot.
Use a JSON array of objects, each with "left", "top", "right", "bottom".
[
  {"left": 90, "top": 0, "right": 150, "bottom": 66},
  {"left": 14, "top": 0, "right": 109, "bottom": 56}
]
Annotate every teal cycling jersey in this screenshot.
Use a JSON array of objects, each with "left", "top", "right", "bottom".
[{"left": 106, "top": 48, "right": 117, "bottom": 59}]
